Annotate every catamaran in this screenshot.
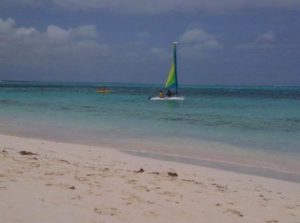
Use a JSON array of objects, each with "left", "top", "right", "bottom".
[{"left": 149, "top": 41, "right": 184, "bottom": 101}]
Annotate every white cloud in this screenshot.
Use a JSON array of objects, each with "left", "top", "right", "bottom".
[
  {"left": 0, "top": 17, "right": 15, "bottom": 33},
  {"left": 15, "top": 27, "right": 38, "bottom": 37},
  {"left": 0, "top": 17, "right": 109, "bottom": 70},
  {"left": 45, "top": 25, "right": 70, "bottom": 41},
  {"left": 43, "top": 24, "right": 99, "bottom": 43},
  {"left": 0, "top": 17, "right": 167, "bottom": 80},
  {"left": 237, "top": 31, "right": 276, "bottom": 49},
  {"left": 175, "top": 28, "right": 222, "bottom": 61},
  {"left": 0, "top": 18, "right": 100, "bottom": 45},
  {"left": 0, "top": 17, "right": 41, "bottom": 40},
  {"left": 179, "top": 28, "right": 222, "bottom": 49}
]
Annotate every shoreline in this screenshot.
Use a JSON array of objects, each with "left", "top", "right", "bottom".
[
  {"left": 1, "top": 130, "right": 299, "bottom": 183},
  {"left": 1, "top": 134, "right": 300, "bottom": 222},
  {"left": 125, "top": 150, "right": 300, "bottom": 183}
]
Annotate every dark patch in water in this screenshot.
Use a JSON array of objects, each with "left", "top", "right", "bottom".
[
  {"left": 80, "top": 105, "right": 97, "bottom": 109},
  {"left": 0, "top": 99, "right": 20, "bottom": 105},
  {"left": 59, "top": 106, "right": 72, "bottom": 111},
  {"left": 161, "top": 115, "right": 300, "bottom": 132}
]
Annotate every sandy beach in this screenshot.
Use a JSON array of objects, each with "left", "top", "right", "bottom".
[{"left": 0, "top": 134, "right": 299, "bottom": 223}]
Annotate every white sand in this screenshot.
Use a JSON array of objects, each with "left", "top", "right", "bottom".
[{"left": 0, "top": 134, "right": 299, "bottom": 223}]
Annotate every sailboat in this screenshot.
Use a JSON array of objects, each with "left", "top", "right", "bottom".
[{"left": 149, "top": 41, "right": 184, "bottom": 101}]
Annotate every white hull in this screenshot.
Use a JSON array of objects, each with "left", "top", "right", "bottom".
[{"left": 149, "top": 96, "right": 184, "bottom": 101}]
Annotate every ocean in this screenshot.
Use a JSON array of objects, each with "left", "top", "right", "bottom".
[{"left": 1, "top": 81, "right": 300, "bottom": 181}]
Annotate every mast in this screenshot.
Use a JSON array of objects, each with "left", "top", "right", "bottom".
[{"left": 173, "top": 41, "right": 178, "bottom": 95}]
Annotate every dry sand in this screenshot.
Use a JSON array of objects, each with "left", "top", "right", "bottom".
[{"left": 0, "top": 134, "right": 299, "bottom": 223}]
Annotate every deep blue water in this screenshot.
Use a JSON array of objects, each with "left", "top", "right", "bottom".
[{"left": 1, "top": 81, "right": 300, "bottom": 172}]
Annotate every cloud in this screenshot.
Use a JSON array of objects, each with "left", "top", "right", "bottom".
[
  {"left": 178, "top": 28, "right": 222, "bottom": 58},
  {"left": 0, "top": 17, "right": 100, "bottom": 43},
  {"left": 44, "top": 24, "right": 98, "bottom": 42},
  {"left": 0, "top": 17, "right": 109, "bottom": 77},
  {"left": 175, "top": 28, "right": 222, "bottom": 62},
  {"left": 0, "top": 17, "right": 40, "bottom": 39},
  {"left": 45, "top": 25, "right": 70, "bottom": 41},
  {"left": 0, "top": 17, "right": 16, "bottom": 33},
  {"left": 237, "top": 31, "right": 276, "bottom": 49},
  {"left": 179, "top": 28, "right": 222, "bottom": 49},
  {"left": 0, "top": 17, "right": 167, "bottom": 82},
  {"left": 15, "top": 27, "right": 38, "bottom": 37},
  {"left": 0, "top": 17, "right": 101, "bottom": 45},
  {"left": 3, "top": 0, "right": 300, "bottom": 14}
]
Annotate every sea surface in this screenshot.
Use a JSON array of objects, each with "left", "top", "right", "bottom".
[{"left": 1, "top": 81, "right": 300, "bottom": 181}]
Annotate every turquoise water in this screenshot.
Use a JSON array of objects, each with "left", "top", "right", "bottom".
[{"left": 1, "top": 81, "right": 300, "bottom": 176}]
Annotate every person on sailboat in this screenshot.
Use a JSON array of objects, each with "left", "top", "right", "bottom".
[
  {"left": 159, "top": 90, "right": 164, "bottom": 98},
  {"left": 166, "top": 90, "right": 172, "bottom": 97}
]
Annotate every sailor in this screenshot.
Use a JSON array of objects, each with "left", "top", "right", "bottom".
[
  {"left": 159, "top": 90, "right": 164, "bottom": 98},
  {"left": 166, "top": 89, "right": 173, "bottom": 97}
]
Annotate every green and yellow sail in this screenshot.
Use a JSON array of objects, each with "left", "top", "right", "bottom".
[{"left": 164, "top": 42, "right": 178, "bottom": 93}]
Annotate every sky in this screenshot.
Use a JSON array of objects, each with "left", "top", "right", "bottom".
[{"left": 0, "top": 0, "right": 299, "bottom": 85}]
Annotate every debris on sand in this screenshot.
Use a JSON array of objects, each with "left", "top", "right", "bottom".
[
  {"left": 135, "top": 168, "right": 144, "bottom": 173},
  {"left": 19, "top": 150, "right": 39, "bottom": 156},
  {"left": 167, "top": 172, "right": 178, "bottom": 177}
]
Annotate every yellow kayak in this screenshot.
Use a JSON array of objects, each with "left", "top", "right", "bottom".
[{"left": 96, "top": 88, "right": 111, "bottom": 94}]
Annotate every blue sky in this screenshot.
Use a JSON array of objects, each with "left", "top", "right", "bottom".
[{"left": 0, "top": 0, "right": 299, "bottom": 85}]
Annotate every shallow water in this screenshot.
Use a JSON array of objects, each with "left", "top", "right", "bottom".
[{"left": 1, "top": 81, "right": 300, "bottom": 176}]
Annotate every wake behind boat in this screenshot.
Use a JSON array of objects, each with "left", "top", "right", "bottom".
[
  {"left": 149, "top": 41, "right": 184, "bottom": 101},
  {"left": 149, "top": 96, "right": 184, "bottom": 101}
]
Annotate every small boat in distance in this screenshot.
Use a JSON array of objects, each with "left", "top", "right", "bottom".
[
  {"left": 96, "top": 87, "right": 111, "bottom": 94},
  {"left": 149, "top": 41, "right": 184, "bottom": 101}
]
